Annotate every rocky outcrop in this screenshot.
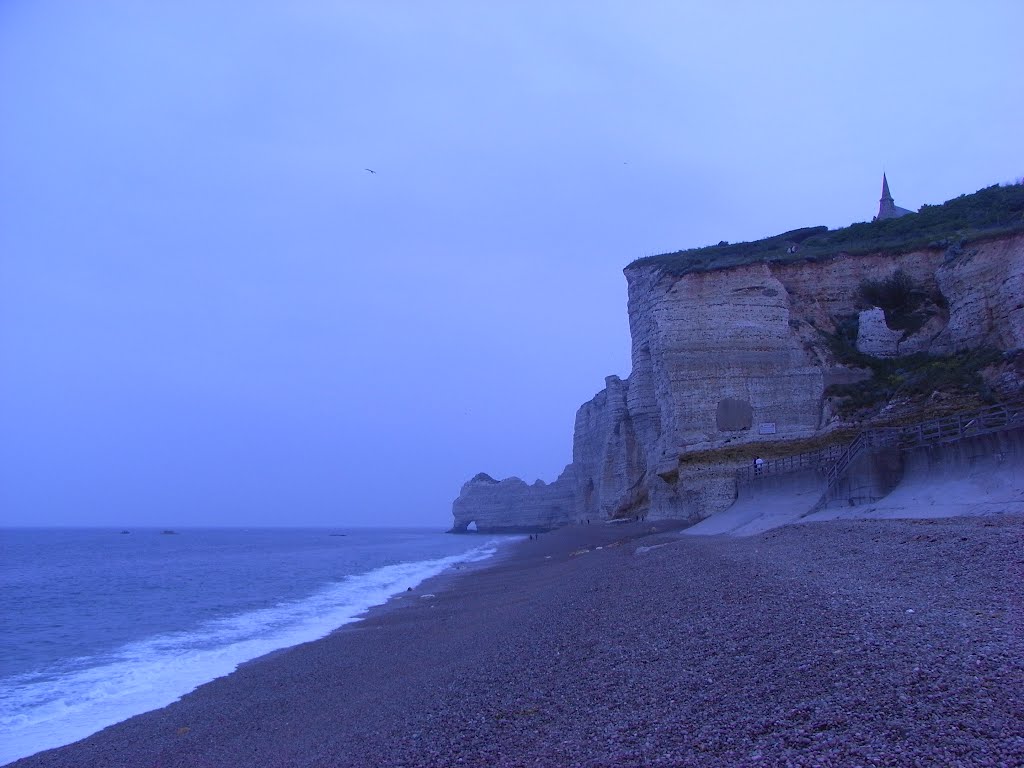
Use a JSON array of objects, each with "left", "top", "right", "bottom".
[
  {"left": 452, "top": 232, "right": 1024, "bottom": 531},
  {"left": 571, "top": 376, "right": 646, "bottom": 521},
  {"left": 934, "top": 235, "right": 1024, "bottom": 352},
  {"left": 450, "top": 471, "right": 574, "bottom": 533},
  {"left": 856, "top": 307, "right": 904, "bottom": 357},
  {"left": 625, "top": 262, "right": 828, "bottom": 452}
]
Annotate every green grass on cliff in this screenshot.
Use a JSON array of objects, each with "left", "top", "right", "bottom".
[
  {"left": 631, "top": 182, "right": 1024, "bottom": 275},
  {"left": 824, "top": 347, "right": 1004, "bottom": 418},
  {"left": 822, "top": 315, "right": 1005, "bottom": 418}
]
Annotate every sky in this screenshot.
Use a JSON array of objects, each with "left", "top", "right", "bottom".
[{"left": 1, "top": 1, "right": 1021, "bottom": 528}]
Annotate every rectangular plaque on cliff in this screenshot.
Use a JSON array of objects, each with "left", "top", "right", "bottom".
[{"left": 758, "top": 422, "right": 777, "bottom": 435}]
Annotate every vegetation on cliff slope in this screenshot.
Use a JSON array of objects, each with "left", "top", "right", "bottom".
[
  {"left": 631, "top": 182, "right": 1024, "bottom": 275},
  {"left": 825, "top": 348, "right": 1004, "bottom": 418},
  {"left": 822, "top": 312, "right": 1004, "bottom": 417},
  {"left": 856, "top": 269, "right": 946, "bottom": 337}
]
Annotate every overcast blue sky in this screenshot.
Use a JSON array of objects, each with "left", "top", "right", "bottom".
[{"left": 1, "top": 1, "right": 1021, "bottom": 528}]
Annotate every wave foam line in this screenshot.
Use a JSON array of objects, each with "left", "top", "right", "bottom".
[{"left": 0, "top": 539, "right": 503, "bottom": 765}]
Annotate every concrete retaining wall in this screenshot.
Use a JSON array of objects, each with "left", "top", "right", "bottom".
[{"left": 692, "top": 426, "right": 1024, "bottom": 536}]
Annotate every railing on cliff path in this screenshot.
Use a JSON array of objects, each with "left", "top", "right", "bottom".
[
  {"left": 820, "top": 398, "right": 1024, "bottom": 494},
  {"left": 735, "top": 444, "right": 845, "bottom": 484},
  {"left": 735, "top": 398, "right": 1024, "bottom": 491}
]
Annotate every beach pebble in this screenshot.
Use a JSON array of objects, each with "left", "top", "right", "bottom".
[{"left": 17, "top": 516, "right": 1023, "bottom": 768}]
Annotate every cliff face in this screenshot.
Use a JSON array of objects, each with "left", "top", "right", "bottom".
[
  {"left": 450, "top": 471, "right": 575, "bottom": 533},
  {"left": 451, "top": 233, "right": 1024, "bottom": 532},
  {"left": 936, "top": 235, "right": 1024, "bottom": 352}
]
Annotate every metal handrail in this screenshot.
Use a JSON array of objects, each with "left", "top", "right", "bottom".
[
  {"left": 821, "top": 399, "right": 1024, "bottom": 493},
  {"left": 737, "top": 444, "right": 845, "bottom": 484},
  {"left": 737, "top": 398, "right": 1024, "bottom": 489}
]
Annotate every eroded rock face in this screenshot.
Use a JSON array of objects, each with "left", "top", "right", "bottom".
[
  {"left": 451, "top": 233, "right": 1024, "bottom": 530},
  {"left": 935, "top": 236, "right": 1024, "bottom": 352},
  {"left": 856, "top": 307, "right": 903, "bottom": 357},
  {"left": 450, "top": 470, "right": 574, "bottom": 533},
  {"left": 625, "top": 263, "right": 826, "bottom": 454},
  {"left": 571, "top": 375, "right": 647, "bottom": 521}
]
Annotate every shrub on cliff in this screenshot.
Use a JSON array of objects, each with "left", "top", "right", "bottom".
[
  {"left": 825, "top": 347, "right": 1003, "bottom": 417},
  {"left": 633, "top": 183, "right": 1024, "bottom": 275},
  {"left": 859, "top": 270, "right": 915, "bottom": 312},
  {"left": 857, "top": 270, "right": 936, "bottom": 335}
]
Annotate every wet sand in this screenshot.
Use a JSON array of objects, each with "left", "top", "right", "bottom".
[{"left": 11, "top": 517, "right": 1024, "bottom": 767}]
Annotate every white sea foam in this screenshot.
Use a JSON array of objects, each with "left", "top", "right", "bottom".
[{"left": 0, "top": 540, "right": 502, "bottom": 765}]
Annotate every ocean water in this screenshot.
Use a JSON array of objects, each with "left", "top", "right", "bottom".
[{"left": 0, "top": 527, "right": 513, "bottom": 765}]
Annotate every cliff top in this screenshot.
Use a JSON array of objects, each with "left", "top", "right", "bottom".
[{"left": 629, "top": 182, "right": 1024, "bottom": 276}]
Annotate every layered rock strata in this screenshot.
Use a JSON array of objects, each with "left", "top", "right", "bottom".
[
  {"left": 450, "top": 472, "right": 574, "bottom": 533},
  {"left": 451, "top": 233, "right": 1024, "bottom": 532}
]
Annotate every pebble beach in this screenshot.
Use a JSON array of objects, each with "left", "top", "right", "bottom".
[{"left": 11, "top": 516, "right": 1023, "bottom": 768}]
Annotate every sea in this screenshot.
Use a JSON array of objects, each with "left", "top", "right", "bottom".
[{"left": 0, "top": 527, "right": 514, "bottom": 765}]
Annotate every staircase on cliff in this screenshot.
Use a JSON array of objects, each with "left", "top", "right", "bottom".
[{"left": 736, "top": 399, "right": 1024, "bottom": 510}]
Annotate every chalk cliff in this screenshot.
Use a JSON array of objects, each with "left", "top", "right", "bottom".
[
  {"left": 451, "top": 189, "right": 1024, "bottom": 533},
  {"left": 450, "top": 472, "right": 574, "bottom": 533}
]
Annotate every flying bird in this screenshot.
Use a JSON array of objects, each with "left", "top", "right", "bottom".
[{"left": 364, "top": 168, "right": 376, "bottom": 174}]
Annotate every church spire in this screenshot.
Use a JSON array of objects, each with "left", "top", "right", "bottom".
[
  {"left": 875, "top": 173, "right": 912, "bottom": 221},
  {"left": 880, "top": 173, "right": 893, "bottom": 202}
]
